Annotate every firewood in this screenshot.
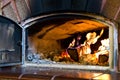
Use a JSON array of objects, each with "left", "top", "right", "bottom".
[
  {"left": 98, "top": 54, "right": 108, "bottom": 63},
  {"left": 67, "top": 48, "right": 79, "bottom": 62}
]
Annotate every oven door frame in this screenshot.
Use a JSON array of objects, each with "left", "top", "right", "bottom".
[{"left": 21, "top": 12, "right": 119, "bottom": 72}]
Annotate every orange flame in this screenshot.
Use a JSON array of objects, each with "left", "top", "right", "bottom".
[{"left": 61, "top": 51, "right": 70, "bottom": 58}]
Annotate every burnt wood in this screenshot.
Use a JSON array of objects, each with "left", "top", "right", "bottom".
[{"left": 67, "top": 48, "right": 79, "bottom": 62}]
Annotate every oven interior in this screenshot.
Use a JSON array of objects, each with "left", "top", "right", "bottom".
[{"left": 25, "top": 14, "right": 111, "bottom": 68}]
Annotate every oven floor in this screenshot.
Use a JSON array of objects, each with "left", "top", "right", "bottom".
[{"left": 0, "top": 66, "right": 119, "bottom": 80}]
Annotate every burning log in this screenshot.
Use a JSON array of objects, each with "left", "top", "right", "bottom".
[
  {"left": 98, "top": 54, "right": 108, "bottom": 63},
  {"left": 67, "top": 48, "right": 79, "bottom": 62},
  {"left": 95, "top": 38, "right": 109, "bottom": 64},
  {"left": 54, "top": 50, "right": 74, "bottom": 62}
]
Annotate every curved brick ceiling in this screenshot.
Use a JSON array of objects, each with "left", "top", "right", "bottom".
[{"left": 33, "top": 19, "right": 107, "bottom": 40}]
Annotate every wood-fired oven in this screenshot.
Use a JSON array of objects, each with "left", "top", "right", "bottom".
[
  {"left": 0, "top": 12, "right": 118, "bottom": 72},
  {"left": 19, "top": 12, "right": 118, "bottom": 72}
]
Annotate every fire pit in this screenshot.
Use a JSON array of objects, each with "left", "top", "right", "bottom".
[{"left": 21, "top": 12, "right": 118, "bottom": 71}]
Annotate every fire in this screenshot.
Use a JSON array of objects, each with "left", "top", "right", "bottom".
[
  {"left": 99, "top": 38, "right": 109, "bottom": 50},
  {"left": 95, "top": 38, "right": 109, "bottom": 58},
  {"left": 68, "top": 38, "right": 76, "bottom": 48},
  {"left": 85, "top": 29, "right": 104, "bottom": 45},
  {"left": 60, "top": 29, "right": 109, "bottom": 65},
  {"left": 68, "top": 29, "right": 104, "bottom": 56},
  {"left": 61, "top": 50, "right": 70, "bottom": 58},
  {"left": 78, "top": 29, "right": 104, "bottom": 56},
  {"left": 60, "top": 50, "right": 74, "bottom": 62}
]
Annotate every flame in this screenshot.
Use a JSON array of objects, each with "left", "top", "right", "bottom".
[
  {"left": 68, "top": 38, "right": 75, "bottom": 48},
  {"left": 99, "top": 38, "right": 109, "bottom": 50},
  {"left": 95, "top": 38, "right": 109, "bottom": 58},
  {"left": 85, "top": 29, "right": 104, "bottom": 45},
  {"left": 61, "top": 50, "right": 70, "bottom": 58},
  {"left": 61, "top": 29, "right": 108, "bottom": 63},
  {"left": 60, "top": 50, "right": 75, "bottom": 61},
  {"left": 78, "top": 29, "right": 104, "bottom": 56}
]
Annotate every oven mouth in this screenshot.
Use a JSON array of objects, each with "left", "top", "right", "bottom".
[{"left": 22, "top": 12, "right": 118, "bottom": 71}]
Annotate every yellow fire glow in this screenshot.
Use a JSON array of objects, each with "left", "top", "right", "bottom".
[
  {"left": 68, "top": 38, "right": 76, "bottom": 48},
  {"left": 65, "top": 29, "right": 109, "bottom": 63},
  {"left": 78, "top": 29, "right": 104, "bottom": 56},
  {"left": 96, "top": 38, "right": 109, "bottom": 58}
]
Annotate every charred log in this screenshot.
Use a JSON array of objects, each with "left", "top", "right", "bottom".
[
  {"left": 67, "top": 48, "right": 79, "bottom": 62},
  {"left": 98, "top": 54, "right": 108, "bottom": 63}
]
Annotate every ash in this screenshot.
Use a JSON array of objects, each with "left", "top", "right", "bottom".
[{"left": 27, "top": 52, "right": 56, "bottom": 64}]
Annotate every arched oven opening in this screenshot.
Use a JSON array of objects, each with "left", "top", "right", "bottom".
[{"left": 23, "top": 12, "right": 118, "bottom": 71}]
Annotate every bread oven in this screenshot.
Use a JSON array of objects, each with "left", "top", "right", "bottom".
[
  {"left": 0, "top": 11, "right": 119, "bottom": 72},
  {"left": 0, "top": 12, "right": 118, "bottom": 71},
  {"left": 21, "top": 12, "right": 118, "bottom": 71}
]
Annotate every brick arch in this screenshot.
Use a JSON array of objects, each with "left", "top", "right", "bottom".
[{"left": 1, "top": 0, "right": 31, "bottom": 23}]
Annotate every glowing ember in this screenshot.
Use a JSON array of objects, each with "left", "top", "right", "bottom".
[
  {"left": 60, "top": 50, "right": 74, "bottom": 62},
  {"left": 61, "top": 50, "right": 70, "bottom": 58}
]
